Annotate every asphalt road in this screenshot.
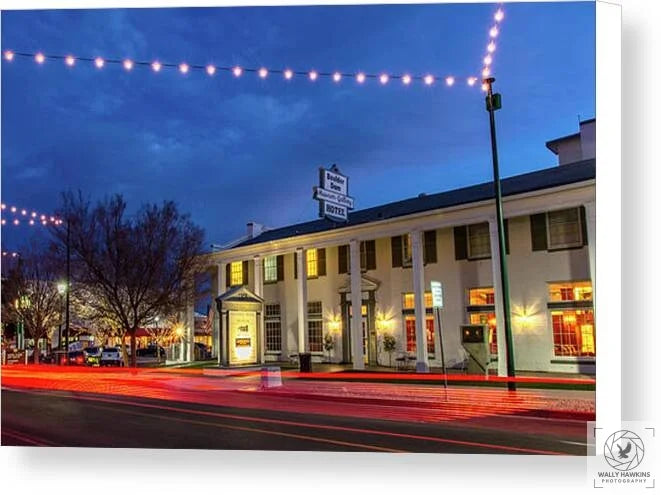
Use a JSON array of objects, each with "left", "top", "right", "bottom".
[{"left": 1, "top": 388, "right": 588, "bottom": 454}]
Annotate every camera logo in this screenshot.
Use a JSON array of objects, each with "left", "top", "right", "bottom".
[{"left": 604, "top": 430, "right": 645, "bottom": 471}]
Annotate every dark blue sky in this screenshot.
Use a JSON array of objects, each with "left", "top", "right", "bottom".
[{"left": 1, "top": 2, "right": 595, "bottom": 251}]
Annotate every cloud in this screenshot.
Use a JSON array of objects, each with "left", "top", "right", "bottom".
[{"left": 224, "top": 93, "right": 310, "bottom": 130}]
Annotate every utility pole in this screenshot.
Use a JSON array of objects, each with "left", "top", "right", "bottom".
[
  {"left": 64, "top": 216, "right": 71, "bottom": 363},
  {"left": 483, "top": 77, "right": 516, "bottom": 391}
]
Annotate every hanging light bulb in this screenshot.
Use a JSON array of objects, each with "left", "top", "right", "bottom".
[
  {"left": 233, "top": 66, "right": 242, "bottom": 77},
  {"left": 152, "top": 61, "right": 162, "bottom": 72},
  {"left": 284, "top": 69, "right": 293, "bottom": 80},
  {"left": 495, "top": 9, "right": 504, "bottom": 22},
  {"left": 309, "top": 70, "right": 318, "bottom": 81},
  {"left": 487, "top": 41, "right": 496, "bottom": 53},
  {"left": 379, "top": 73, "right": 389, "bottom": 85},
  {"left": 490, "top": 26, "right": 499, "bottom": 38},
  {"left": 445, "top": 76, "right": 455, "bottom": 86},
  {"left": 94, "top": 57, "right": 105, "bottom": 69},
  {"left": 3, "top": 50, "right": 14, "bottom": 61},
  {"left": 35, "top": 52, "right": 45, "bottom": 64},
  {"left": 65, "top": 55, "right": 75, "bottom": 66},
  {"left": 10, "top": 206, "right": 17, "bottom": 213},
  {"left": 356, "top": 72, "right": 366, "bottom": 84},
  {"left": 206, "top": 64, "right": 216, "bottom": 76},
  {"left": 179, "top": 63, "right": 189, "bottom": 74},
  {"left": 467, "top": 77, "right": 477, "bottom": 86},
  {"left": 402, "top": 74, "right": 412, "bottom": 85},
  {"left": 484, "top": 54, "right": 493, "bottom": 66},
  {"left": 258, "top": 67, "right": 268, "bottom": 78},
  {"left": 424, "top": 74, "right": 434, "bottom": 85},
  {"left": 332, "top": 72, "right": 342, "bottom": 82},
  {"left": 123, "top": 59, "right": 134, "bottom": 71}
]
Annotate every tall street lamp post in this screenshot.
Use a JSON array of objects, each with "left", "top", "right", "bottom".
[
  {"left": 57, "top": 281, "right": 67, "bottom": 364},
  {"left": 64, "top": 217, "right": 71, "bottom": 363},
  {"left": 483, "top": 77, "right": 516, "bottom": 391}
]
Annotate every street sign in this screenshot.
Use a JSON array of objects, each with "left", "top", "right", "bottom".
[
  {"left": 314, "top": 164, "right": 354, "bottom": 222},
  {"left": 430, "top": 280, "right": 444, "bottom": 308}
]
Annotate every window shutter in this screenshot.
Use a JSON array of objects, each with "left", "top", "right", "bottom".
[
  {"left": 423, "top": 230, "right": 437, "bottom": 264},
  {"left": 580, "top": 206, "right": 588, "bottom": 246},
  {"left": 225, "top": 263, "right": 231, "bottom": 288},
  {"left": 293, "top": 253, "right": 298, "bottom": 279},
  {"left": 242, "top": 260, "right": 249, "bottom": 286},
  {"left": 504, "top": 219, "right": 510, "bottom": 255},
  {"left": 391, "top": 236, "right": 403, "bottom": 267},
  {"left": 454, "top": 226, "right": 468, "bottom": 260},
  {"left": 277, "top": 255, "right": 284, "bottom": 281},
  {"left": 317, "top": 248, "right": 326, "bottom": 276},
  {"left": 366, "top": 240, "right": 376, "bottom": 270},
  {"left": 338, "top": 245, "right": 348, "bottom": 274},
  {"left": 530, "top": 213, "right": 548, "bottom": 251}
]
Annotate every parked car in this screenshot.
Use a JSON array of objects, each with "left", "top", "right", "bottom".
[
  {"left": 100, "top": 347, "right": 124, "bottom": 367},
  {"left": 83, "top": 346, "right": 103, "bottom": 366},
  {"left": 53, "top": 350, "right": 85, "bottom": 365},
  {"left": 136, "top": 345, "right": 166, "bottom": 359}
]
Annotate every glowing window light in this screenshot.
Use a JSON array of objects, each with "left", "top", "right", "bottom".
[
  {"left": 445, "top": 76, "right": 455, "bottom": 86},
  {"left": 258, "top": 67, "right": 268, "bottom": 78},
  {"left": 35, "top": 52, "right": 45, "bottom": 64},
  {"left": 402, "top": 74, "right": 412, "bottom": 85},
  {"left": 309, "top": 70, "right": 318, "bottom": 81},
  {"left": 284, "top": 69, "right": 293, "bottom": 80},
  {"left": 94, "top": 57, "right": 105, "bottom": 69},
  {"left": 65, "top": 55, "right": 75, "bottom": 66},
  {"left": 379, "top": 73, "right": 389, "bottom": 85},
  {"left": 487, "top": 41, "right": 496, "bottom": 53},
  {"left": 332, "top": 72, "right": 342, "bottom": 82},
  {"left": 495, "top": 9, "right": 504, "bottom": 22},
  {"left": 482, "top": 67, "right": 491, "bottom": 78},
  {"left": 467, "top": 77, "right": 477, "bottom": 86},
  {"left": 151, "top": 61, "right": 162, "bottom": 72},
  {"left": 356, "top": 72, "right": 366, "bottom": 84},
  {"left": 490, "top": 26, "right": 499, "bottom": 38},
  {"left": 179, "top": 63, "right": 189, "bottom": 74},
  {"left": 123, "top": 59, "right": 134, "bottom": 71},
  {"left": 206, "top": 64, "right": 216, "bottom": 76},
  {"left": 424, "top": 74, "right": 434, "bottom": 85},
  {"left": 484, "top": 54, "right": 492, "bottom": 66},
  {"left": 232, "top": 66, "right": 242, "bottom": 77},
  {"left": 4, "top": 50, "right": 14, "bottom": 61}
]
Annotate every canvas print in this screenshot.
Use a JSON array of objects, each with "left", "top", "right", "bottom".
[{"left": 1, "top": 2, "right": 596, "bottom": 453}]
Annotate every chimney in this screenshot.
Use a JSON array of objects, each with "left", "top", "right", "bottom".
[
  {"left": 246, "top": 222, "right": 265, "bottom": 239},
  {"left": 545, "top": 118, "right": 595, "bottom": 166}
]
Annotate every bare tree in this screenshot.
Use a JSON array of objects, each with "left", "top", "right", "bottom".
[
  {"left": 2, "top": 245, "right": 64, "bottom": 363},
  {"left": 54, "top": 192, "right": 205, "bottom": 367}
]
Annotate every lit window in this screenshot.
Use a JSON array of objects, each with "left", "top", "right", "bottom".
[
  {"left": 468, "top": 222, "right": 491, "bottom": 259},
  {"left": 468, "top": 287, "right": 495, "bottom": 306},
  {"left": 548, "top": 281, "right": 593, "bottom": 302},
  {"left": 230, "top": 262, "right": 243, "bottom": 286},
  {"left": 405, "top": 316, "right": 435, "bottom": 354},
  {"left": 547, "top": 208, "right": 582, "bottom": 249},
  {"left": 469, "top": 312, "right": 498, "bottom": 354},
  {"left": 552, "top": 309, "right": 595, "bottom": 357},
  {"left": 264, "top": 256, "right": 277, "bottom": 283},
  {"left": 402, "top": 292, "right": 433, "bottom": 310},
  {"left": 306, "top": 249, "right": 318, "bottom": 278}
]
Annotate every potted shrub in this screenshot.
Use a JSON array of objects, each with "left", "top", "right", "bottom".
[
  {"left": 382, "top": 334, "right": 397, "bottom": 367},
  {"left": 323, "top": 333, "right": 335, "bottom": 363}
]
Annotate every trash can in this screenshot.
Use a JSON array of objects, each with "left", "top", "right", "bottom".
[{"left": 298, "top": 352, "right": 312, "bottom": 372}]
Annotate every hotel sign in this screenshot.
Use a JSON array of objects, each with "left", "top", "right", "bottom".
[
  {"left": 313, "top": 165, "right": 354, "bottom": 222},
  {"left": 228, "top": 311, "right": 257, "bottom": 365}
]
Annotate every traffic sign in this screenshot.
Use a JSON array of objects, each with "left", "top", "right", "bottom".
[{"left": 430, "top": 280, "right": 444, "bottom": 308}]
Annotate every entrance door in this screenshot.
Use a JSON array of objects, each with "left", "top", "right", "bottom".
[{"left": 362, "top": 317, "right": 368, "bottom": 364}]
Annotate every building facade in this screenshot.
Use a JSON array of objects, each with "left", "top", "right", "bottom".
[{"left": 196, "top": 120, "right": 596, "bottom": 375}]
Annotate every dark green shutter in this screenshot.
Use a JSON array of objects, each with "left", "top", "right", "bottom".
[
  {"left": 276, "top": 255, "right": 284, "bottom": 281},
  {"left": 530, "top": 214, "right": 548, "bottom": 251},
  {"left": 423, "top": 230, "right": 437, "bottom": 264},
  {"left": 293, "top": 253, "right": 298, "bottom": 279},
  {"left": 504, "top": 219, "right": 510, "bottom": 255},
  {"left": 317, "top": 248, "right": 326, "bottom": 276},
  {"left": 454, "top": 226, "right": 468, "bottom": 260},
  {"left": 338, "top": 245, "right": 348, "bottom": 274},
  {"left": 365, "top": 240, "right": 376, "bottom": 270},
  {"left": 225, "top": 263, "right": 231, "bottom": 288},
  {"left": 580, "top": 206, "right": 588, "bottom": 246},
  {"left": 242, "top": 260, "right": 249, "bottom": 286},
  {"left": 391, "top": 236, "right": 403, "bottom": 267}
]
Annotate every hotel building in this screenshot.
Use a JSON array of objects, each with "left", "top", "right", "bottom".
[{"left": 194, "top": 119, "right": 596, "bottom": 375}]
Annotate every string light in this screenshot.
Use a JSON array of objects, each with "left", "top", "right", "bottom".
[
  {"left": 94, "top": 57, "right": 105, "bottom": 69},
  {"left": 284, "top": 68, "right": 293, "bottom": 80},
  {"left": 35, "top": 52, "right": 45, "bottom": 64},
  {"left": 206, "top": 64, "right": 216, "bottom": 76},
  {"left": 123, "top": 59, "right": 134, "bottom": 71},
  {"left": 402, "top": 74, "right": 412, "bottom": 85},
  {"left": 467, "top": 77, "right": 477, "bottom": 86},
  {"left": 179, "top": 63, "right": 189, "bottom": 74},
  {"left": 309, "top": 70, "right": 318, "bottom": 81},
  {"left": 424, "top": 74, "right": 434, "bottom": 86},
  {"left": 495, "top": 9, "right": 505, "bottom": 22},
  {"left": 484, "top": 54, "right": 492, "bottom": 66},
  {"left": 0, "top": 203, "right": 64, "bottom": 228},
  {"left": 232, "top": 66, "right": 242, "bottom": 77},
  {"left": 258, "top": 67, "right": 268, "bottom": 78},
  {"left": 4, "top": 50, "right": 14, "bottom": 61},
  {"left": 65, "top": 55, "right": 75, "bottom": 66},
  {"left": 490, "top": 26, "right": 499, "bottom": 38},
  {"left": 356, "top": 72, "right": 366, "bottom": 84},
  {"left": 379, "top": 73, "right": 389, "bottom": 85},
  {"left": 1, "top": 251, "right": 20, "bottom": 258},
  {"left": 487, "top": 41, "right": 496, "bottom": 53},
  {"left": 445, "top": 76, "right": 455, "bottom": 86},
  {"left": 151, "top": 61, "right": 162, "bottom": 72},
  {"left": 332, "top": 72, "right": 341, "bottom": 83}
]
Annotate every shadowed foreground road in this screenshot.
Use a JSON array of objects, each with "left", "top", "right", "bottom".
[{"left": 1, "top": 388, "right": 588, "bottom": 454}]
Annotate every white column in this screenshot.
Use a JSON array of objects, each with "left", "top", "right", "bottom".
[
  {"left": 489, "top": 218, "right": 507, "bottom": 377},
  {"left": 349, "top": 239, "right": 364, "bottom": 370},
  {"left": 216, "top": 262, "right": 226, "bottom": 362},
  {"left": 411, "top": 230, "right": 429, "bottom": 372},
  {"left": 218, "top": 262, "right": 226, "bottom": 294},
  {"left": 254, "top": 255, "right": 265, "bottom": 364},
  {"left": 296, "top": 248, "right": 308, "bottom": 353},
  {"left": 584, "top": 201, "right": 596, "bottom": 309},
  {"left": 186, "top": 298, "right": 194, "bottom": 362}
]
